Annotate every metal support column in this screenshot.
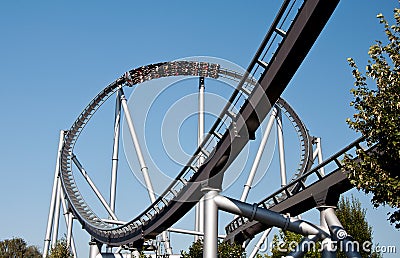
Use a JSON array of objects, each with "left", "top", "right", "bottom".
[
  {"left": 66, "top": 213, "right": 73, "bottom": 249},
  {"left": 320, "top": 207, "right": 336, "bottom": 258},
  {"left": 43, "top": 130, "right": 65, "bottom": 257},
  {"left": 203, "top": 187, "right": 219, "bottom": 258},
  {"left": 51, "top": 179, "right": 62, "bottom": 248},
  {"left": 276, "top": 108, "right": 287, "bottom": 187},
  {"left": 60, "top": 182, "right": 77, "bottom": 258},
  {"left": 61, "top": 184, "right": 77, "bottom": 258},
  {"left": 240, "top": 108, "right": 277, "bottom": 202},
  {"left": 196, "top": 77, "right": 205, "bottom": 241},
  {"left": 316, "top": 137, "right": 325, "bottom": 176},
  {"left": 120, "top": 89, "right": 172, "bottom": 255},
  {"left": 110, "top": 89, "right": 122, "bottom": 212},
  {"left": 248, "top": 228, "right": 272, "bottom": 258},
  {"left": 324, "top": 207, "right": 361, "bottom": 258},
  {"left": 89, "top": 240, "right": 102, "bottom": 258}
]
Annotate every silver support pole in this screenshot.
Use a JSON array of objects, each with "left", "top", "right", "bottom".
[
  {"left": 110, "top": 90, "right": 122, "bottom": 212},
  {"left": 67, "top": 213, "right": 73, "bottom": 248},
  {"left": 195, "top": 77, "right": 205, "bottom": 241},
  {"left": 203, "top": 188, "right": 219, "bottom": 258},
  {"left": 43, "top": 130, "right": 65, "bottom": 258},
  {"left": 120, "top": 91, "right": 156, "bottom": 203},
  {"left": 101, "top": 218, "right": 127, "bottom": 225},
  {"left": 89, "top": 240, "right": 102, "bottom": 258},
  {"left": 72, "top": 155, "right": 118, "bottom": 220},
  {"left": 161, "top": 231, "right": 172, "bottom": 255},
  {"left": 167, "top": 228, "right": 226, "bottom": 239},
  {"left": 323, "top": 207, "right": 361, "bottom": 258},
  {"left": 320, "top": 208, "right": 336, "bottom": 258},
  {"left": 214, "top": 195, "right": 329, "bottom": 238},
  {"left": 316, "top": 138, "right": 325, "bottom": 176},
  {"left": 241, "top": 108, "right": 277, "bottom": 202},
  {"left": 60, "top": 184, "right": 77, "bottom": 258},
  {"left": 51, "top": 179, "right": 62, "bottom": 248},
  {"left": 248, "top": 228, "right": 272, "bottom": 258},
  {"left": 120, "top": 89, "right": 172, "bottom": 255},
  {"left": 276, "top": 108, "right": 287, "bottom": 187}
]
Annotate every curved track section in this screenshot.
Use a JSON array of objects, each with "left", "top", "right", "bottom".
[
  {"left": 61, "top": 0, "right": 340, "bottom": 247},
  {"left": 60, "top": 59, "right": 310, "bottom": 247},
  {"left": 275, "top": 98, "right": 313, "bottom": 184},
  {"left": 60, "top": 61, "right": 258, "bottom": 247}
]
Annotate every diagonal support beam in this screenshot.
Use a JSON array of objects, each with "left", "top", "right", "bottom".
[
  {"left": 120, "top": 89, "right": 156, "bottom": 203},
  {"left": 215, "top": 195, "right": 330, "bottom": 238},
  {"left": 248, "top": 228, "right": 272, "bottom": 258},
  {"left": 119, "top": 88, "right": 172, "bottom": 255},
  {"left": 241, "top": 108, "right": 277, "bottom": 202},
  {"left": 72, "top": 154, "right": 118, "bottom": 221}
]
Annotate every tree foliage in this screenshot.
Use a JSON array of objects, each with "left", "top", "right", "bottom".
[
  {"left": 181, "top": 239, "right": 244, "bottom": 258},
  {"left": 48, "top": 238, "right": 73, "bottom": 258},
  {"left": 217, "top": 241, "right": 244, "bottom": 258},
  {"left": 265, "top": 196, "right": 380, "bottom": 258},
  {"left": 335, "top": 196, "right": 381, "bottom": 258},
  {"left": 344, "top": 6, "right": 400, "bottom": 229},
  {"left": 0, "top": 237, "right": 42, "bottom": 258},
  {"left": 265, "top": 230, "right": 320, "bottom": 258},
  {"left": 181, "top": 239, "right": 203, "bottom": 258}
]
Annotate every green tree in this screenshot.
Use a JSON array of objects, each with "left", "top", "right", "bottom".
[
  {"left": 48, "top": 238, "right": 72, "bottom": 258},
  {"left": 218, "top": 241, "right": 244, "bottom": 258},
  {"left": 265, "top": 196, "right": 380, "bottom": 258},
  {"left": 344, "top": 6, "right": 400, "bottom": 229},
  {"left": 335, "top": 196, "right": 381, "bottom": 258},
  {"left": 181, "top": 239, "right": 203, "bottom": 258},
  {"left": 181, "top": 239, "right": 244, "bottom": 258},
  {"left": 0, "top": 237, "right": 42, "bottom": 258}
]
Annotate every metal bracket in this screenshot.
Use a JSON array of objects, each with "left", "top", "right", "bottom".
[
  {"left": 249, "top": 203, "right": 258, "bottom": 221},
  {"left": 283, "top": 214, "right": 290, "bottom": 231}
]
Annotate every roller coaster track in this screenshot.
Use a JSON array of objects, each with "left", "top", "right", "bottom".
[
  {"left": 224, "top": 137, "right": 367, "bottom": 243},
  {"left": 60, "top": 0, "right": 340, "bottom": 248}
]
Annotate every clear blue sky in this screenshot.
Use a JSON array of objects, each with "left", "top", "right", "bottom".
[{"left": 0, "top": 0, "right": 399, "bottom": 257}]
